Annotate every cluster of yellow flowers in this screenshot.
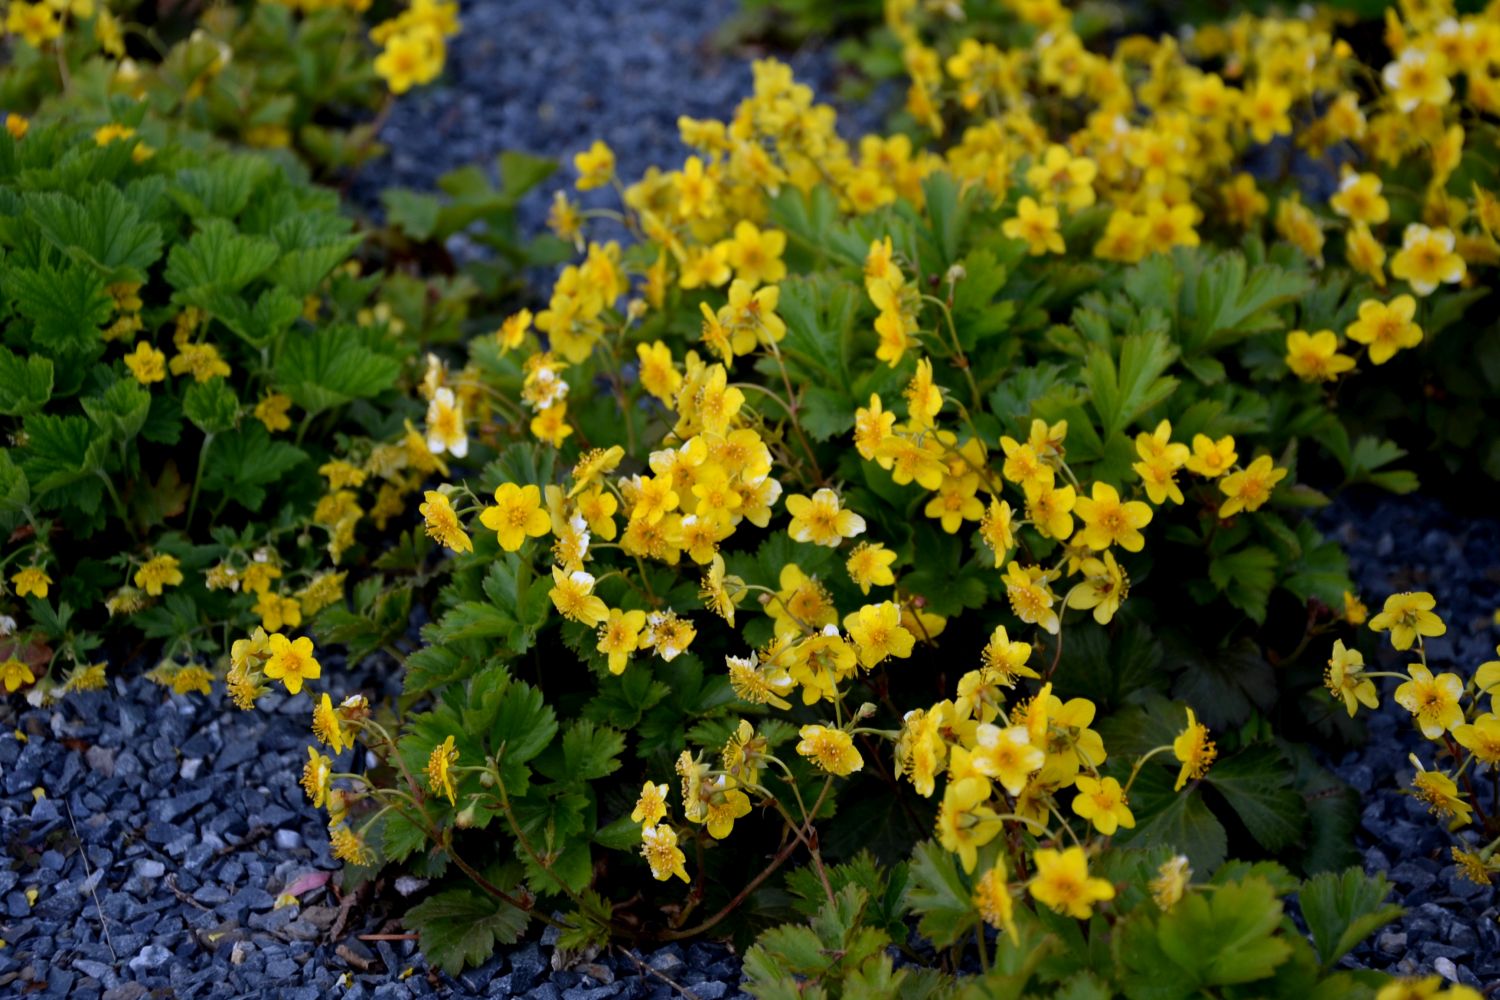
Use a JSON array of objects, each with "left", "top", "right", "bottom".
[
  {"left": 370, "top": 0, "right": 459, "bottom": 95},
  {"left": 3, "top": 0, "right": 123, "bottom": 57},
  {"left": 1326, "top": 592, "right": 1500, "bottom": 885}
]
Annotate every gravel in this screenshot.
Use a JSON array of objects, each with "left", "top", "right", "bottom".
[
  {"left": 1320, "top": 492, "right": 1500, "bottom": 988},
  {"left": 354, "top": 0, "right": 889, "bottom": 235},
  {"left": 0, "top": 660, "right": 753, "bottom": 999}
]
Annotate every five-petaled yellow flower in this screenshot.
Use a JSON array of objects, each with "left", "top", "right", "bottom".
[
  {"left": 1368, "top": 591, "right": 1445, "bottom": 651},
  {"left": 11, "top": 567, "right": 51, "bottom": 599},
  {"left": 796, "top": 724, "right": 863, "bottom": 776},
  {"left": 1028, "top": 846, "right": 1116, "bottom": 919},
  {"left": 785, "top": 489, "right": 866, "bottom": 548},
  {"left": 479, "top": 483, "right": 551, "bottom": 552},
  {"left": 264, "top": 634, "right": 321, "bottom": 696}
]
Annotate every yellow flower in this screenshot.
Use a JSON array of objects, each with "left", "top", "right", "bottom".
[
  {"left": 1150, "top": 855, "right": 1191, "bottom": 911},
  {"left": 255, "top": 393, "right": 293, "bottom": 432},
  {"left": 1325, "top": 640, "right": 1379, "bottom": 717},
  {"left": 1345, "top": 295, "right": 1422, "bottom": 365},
  {"left": 1285, "top": 330, "right": 1356, "bottom": 382},
  {"left": 1172, "top": 707, "right": 1217, "bottom": 790},
  {"left": 549, "top": 567, "right": 608, "bottom": 627},
  {"left": 1382, "top": 48, "right": 1452, "bottom": 112},
  {"left": 596, "top": 608, "right": 647, "bottom": 675},
  {"left": 843, "top": 601, "right": 915, "bottom": 668},
  {"left": 374, "top": 27, "right": 445, "bottom": 95},
  {"left": 721, "top": 220, "right": 787, "bottom": 288},
  {"left": 424, "top": 387, "right": 467, "bottom": 458},
  {"left": 425, "top": 735, "right": 460, "bottom": 805},
  {"left": 631, "top": 781, "right": 669, "bottom": 827},
  {"left": 1, "top": 658, "right": 36, "bottom": 693},
  {"left": 796, "top": 725, "right": 863, "bottom": 776},
  {"left": 5, "top": 1, "right": 62, "bottom": 48},
  {"left": 301, "top": 747, "right": 331, "bottom": 808},
  {"left": 1329, "top": 170, "right": 1389, "bottom": 225},
  {"left": 1409, "top": 754, "right": 1472, "bottom": 827},
  {"left": 479, "top": 483, "right": 551, "bottom": 552},
  {"left": 854, "top": 394, "right": 896, "bottom": 460},
  {"left": 640, "top": 823, "right": 689, "bottom": 882},
  {"left": 312, "top": 693, "right": 349, "bottom": 755},
  {"left": 1394, "top": 664, "right": 1464, "bottom": 739},
  {"left": 1217, "top": 455, "right": 1287, "bottom": 518},
  {"left": 973, "top": 863, "right": 1019, "bottom": 943},
  {"left": 1028, "top": 846, "right": 1115, "bottom": 919},
  {"left": 1004, "top": 561, "right": 1059, "bottom": 634},
  {"left": 419, "top": 490, "right": 472, "bottom": 553},
  {"left": 1368, "top": 591, "right": 1445, "bottom": 651},
  {"left": 1003, "top": 196, "right": 1064, "bottom": 256},
  {"left": 1066, "top": 551, "right": 1130, "bottom": 625},
  {"left": 263, "top": 634, "right": 321, "bottom": 696},
  {"left": 970, "top": 723, "right": 1044, "bottom": 797},
  {"left": 1220, "top": 173, "right": 1268, "bottom": 229},
  {"left": 1454, "top": 714, "right": 1500, "bottom": 766},
  {"left": 11, "top": 567, "right": 51, "bottom": 599},
  {"left": 572, "top": 140, "right": 615, "bottom": 191},
  {"left": 1074, "top": 481, "right": 1151, "bottom": 552},
  {"left": 1071, "top": 775, "right": 1135, "bottom": 836},
  {"left": 936, "top": 775, "right": 1003, "bottom": 873},
  {"left": 329, "top": 823, "right": 373, "bottom": 865},
  {"left": 1185, "top": 434, "right": 1236, "bottom": 478},
  {"left": 134, "top": 555, "right": 183, "bottom": 596},
  {"left": 845, "top": 542, "right": 897, "bottom": 595},
  {"left": 5, "top": 113, "right": 29, "bottom": 140},
  {"left": 124, "top": 342, "right": 166, "bottom": 384},
  {"left": 253, "top": 592, "right": 302, "bottom": 633},
  {"left": 1390, "top": 224, "right": 1465, "bottom": 296},
  {"left": 1344, "top": 591, "right": 1368, "bottom": 626},
  {"left": 785, "top": 489, "right": 866, "bottom": 548},
  {"left": 1025, "top": 144, "right": 1097, "bottom": 212},
  {"left": 1242, "top": 81, "right": 1293, "bottom": 144},
  {"left": 169, "top": 343, "right": 231, "bottom": 383},
  {"left": 1023, "top": 474, "right": 1075, "bottom": 542}
]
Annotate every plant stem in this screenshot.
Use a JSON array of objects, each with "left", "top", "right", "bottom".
[{"left": 186, "top": 433, "right": 214, "bottom": 530}]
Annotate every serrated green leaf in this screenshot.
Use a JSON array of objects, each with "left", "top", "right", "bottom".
[
  {"left": 1156, "top": 877, "right": 1293, "bottom": 985},
  {"left": 165, "top": 218, "right": 280, "bottom": 296},
  {"left": 3, "top": 258, "right": 112, "bottom": 357},
  {"left": 1207, "top": 545, "right": 1277, "bottom": 623},
  {"left": 272, "top": 324, "right": 400, "bottom": 414},
  {"left": 182, "top": 379, "right": 240, "bottom": 434},
  {"left": 1113, "top": 766, "right": 1228, "bottom": 874},
  {"left": 25, "top": 184, "right": 162, "bottom": 281},
  {"left": 0, "top": 449, "right": 30, "bottom": 515},
  {"left": 1204, "top": 744, "right": 1305, "bottom": 852},
  {"left": 82, "top": 378, "right": 151, "bottom": 442},
  {"left": 1299, "top": 868, "right": 1402, "bottom": 970},
  {"left": 405, "top": 887, "right": 528, "bottom": 975},
  {"left": 171, "top": 154, "right": 275, "bottom": 218},
  {"left": 905, "top": 840, "right": 977, "bottom": 948},
  {"left": 199, "top": 422, "right": 307, "bottom": 510},
  {"left": 0, "top": 345, "right": 53, "bottom": 415}
]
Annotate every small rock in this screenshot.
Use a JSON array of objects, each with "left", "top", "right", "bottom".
[
  {"left": 133, "top": 859, "right": 166, "bottom": 879},
  {"left": 273, "top": 829, "right": 303, "bottom": 851},
  {"left": 1434, "top": 956, "right": 1460, "bottom": 983},
  {"left": 394, "top": 876, "right": 429, "bottom": 896},
  {"left": 85, "top": 746, "right": 116, "bottom": 777},
  {"left": 127, "top": 944, "right": 172, "bottom": 973},
  {"left": 230, "top": 940, "right": 253, "bottom": 966},
  {"left": 179, "top": 758, "right": 203, "bottom": 781}
]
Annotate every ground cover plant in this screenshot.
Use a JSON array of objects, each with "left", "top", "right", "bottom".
[{"left": 3, "top": 0, "right": 1498, "bottom": 996}]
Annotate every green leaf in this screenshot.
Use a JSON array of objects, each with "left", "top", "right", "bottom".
[
  {"left": 1207, "top": 545, "right": 1277, "bottom": 623},
  {"left": 1083, "top": 330, "right": 1179, "bottom": 441},
  {"left": 25, "top": 184, "right": 162, "bottom": 281},
  {"left": 267, "top": 215, "right": 361, "bottom": 297},
  {"left": 82, "top": 378, "right": 151, "bottom": 442},
  {"left": 20, "top": 412, "right": 104, "bottom": 501},
  {"left": 1113, "top": 766, "right": 1227, "bottom": 874},
  {"left": 405, "top": 887, "right": 528, "bottom": 975},
  {"left": 0, "top": 449, "right": 30, "bottom": 515},
  {"left": 273, "top": 325, "right": 401, "bottom": 414},
  {"left": 905, "top": 840, "right": 977, "bottom": 948},
  {"left": 199, "top": 422, "right": 307, "bottom": 510},
  {"left": 1203, "top": 744, "right": 1305, "bottom": 852},
  {"left": 0, "top": 345, "right": 53, "bottom": 415},
  {"left": 165, "top": 219, "right": 280, "bottom": 296},
  {"left": 183, "top": 379, "right": 240, "bottom": 434},
  {"left": 560, "top": 720, "right": 624, "bottom": 781},
  {"left": 381, "top": 188, "right": 441, "bottom": 241},
  {"left": 2, "top": 259, "right": 112, "bottom": 357},
  {"left": 1155, "top": 877, "right": 1293, "bottom": 985},
  {"left": 430, "top": 601, "right": 517, "bottom": 643},
  {"left": 170, "top": 154, "right": 275, "bottom": 218},
  {"left": 193, "top": 286, "right": 303, "bottom": 347},
  {"left": 1299, "top": 868, "right": 1402, "bottom": 970},
  {"left": 1179, "top": 250, "right": 1312, "bottom": 355},
  {"left": 497, "top": 150, "right": 557, "bottom": 200}
]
